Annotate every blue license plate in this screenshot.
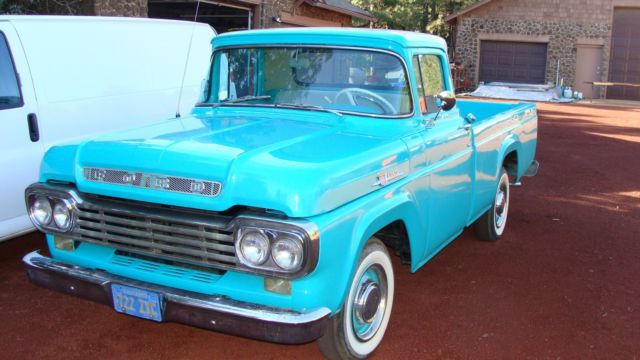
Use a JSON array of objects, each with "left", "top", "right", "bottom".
[{"left": 111, "top": 284, "right": 163, "bottom": 322}]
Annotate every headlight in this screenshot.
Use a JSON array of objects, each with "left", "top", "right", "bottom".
[
  {"left": 30, "top": 196, "right": 52, "bottom": 226},
  {"left": 26, "top": 184, "right": 77, "bottom": 233},
  {"left": 272, "top": 236, "right": 303, "bottom": 271},
  {"left": 238, "top": 230, "right": 270, "bottom": 266},
  {"left": 233, "top": 220, "right": 317, "bottom": 278},
  {"left": 53, "top": 200, "right": 72, "bottom": 231}
]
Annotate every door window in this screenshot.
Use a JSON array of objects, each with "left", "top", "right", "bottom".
[
  {"left": 0, "top": 32, "right": 22, "bottom": 110},
  {"left": 413, "top": 54, "right": 445, "bottom": 114}
]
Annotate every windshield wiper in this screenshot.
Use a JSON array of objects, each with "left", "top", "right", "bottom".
[
  {"left": 196, "top": 95, "right": 272, "bottom": 108},
  {"left": 224, "top": 95, "right": 272, "bottom": 104},
  {"left": 274, "top": 103, "right": 343, "bottom": 117}
]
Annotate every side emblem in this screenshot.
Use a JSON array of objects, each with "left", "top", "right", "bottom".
[{"left": 373, "top": 169, "right": 405, "bottom": 187}]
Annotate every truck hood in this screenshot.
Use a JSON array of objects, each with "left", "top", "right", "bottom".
[{"left": 63, "top": 109, "right": 411, "bottom": 217}]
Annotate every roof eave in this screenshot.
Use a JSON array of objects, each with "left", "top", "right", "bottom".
[
  {"left": 444, "top": 0, "right": 494, "bottom": 23},
  {"left": 305, "top": 1, "right": 377, "bottom": 22}
]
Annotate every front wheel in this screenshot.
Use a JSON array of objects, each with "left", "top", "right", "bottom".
[
  {"left": 318, "top": 238, "right": 394, "bottom": 359},
  {"left": 474, "top": 167, "right": 510, "bottom": 241}
]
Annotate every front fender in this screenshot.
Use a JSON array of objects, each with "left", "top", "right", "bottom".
[
  {"left": 299, "top": 185, "right": 422, "bottom": 314},
  {"left": 356, "top": 188, "right": 425, "bottom": 272}
]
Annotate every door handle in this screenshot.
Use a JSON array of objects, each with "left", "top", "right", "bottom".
[{"left": 27, "top": 113, "right": 39, "bottom": 142}]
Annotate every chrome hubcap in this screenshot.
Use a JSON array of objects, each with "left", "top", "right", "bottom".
[
  {"left": 351, "top": 265, "right": 387, "bottom": 341},
  {"left": 355, "top": 280, "right": 381, "bottom": 323},
  {"left": 495, "top": 180, "right": 508, "bottom": 228}
]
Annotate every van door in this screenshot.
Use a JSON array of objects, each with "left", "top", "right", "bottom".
[
  {"left": 412, "top": 52, "right": 474, "bottom": 254},
  {"left": 0, "top": 22, "right": 43, "bottom": 240}
]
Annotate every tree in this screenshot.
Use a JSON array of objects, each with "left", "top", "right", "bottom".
[
  {"left": 1, "top": 0, "right": 84, "bottom": 14},
  {"left": 352, "top": 0, "right": 478, "bottom": 38},
  {"left": 0, "top": 0, "right": 38, "bottom": 14}
]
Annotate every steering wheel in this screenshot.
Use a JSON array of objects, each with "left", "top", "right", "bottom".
[{"left": 334, "top": 88, "right": 396, "bottom": 114}]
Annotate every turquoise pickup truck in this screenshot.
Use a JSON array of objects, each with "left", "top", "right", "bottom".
[{"left": 23, "top": 28, "right": 538, "bottom": 359}]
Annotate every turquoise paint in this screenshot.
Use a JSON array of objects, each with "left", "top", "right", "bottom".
[{"left": 37, "top": 29, "right": 538, "bottom": 316}]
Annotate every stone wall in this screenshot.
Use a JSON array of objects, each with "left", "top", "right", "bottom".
[
  {"left": 468, "top": 0, "right": 612, "bottom": 24},
  {"left": 30, "top": 0, "right": 94, "bottom": 15},
  {"left": 453, "top": 16, "right": 610, "bottom": 87},
  {"left": 297, "top": 2, "right": 351, "bottom": 25},
  {"left": 93, "top": 0, "right": 147, "bottom": 17},
  {"left": 262, "top": 1, "right": 352, "bottom": 28}
]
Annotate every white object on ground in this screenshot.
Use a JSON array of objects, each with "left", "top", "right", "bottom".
[{"left": 471, "top": 82, "right": 574, "bottom": 103}]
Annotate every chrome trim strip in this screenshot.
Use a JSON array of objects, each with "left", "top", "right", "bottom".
[
  {"left": 82, "top": 167, "right": 222, "bottom": 197},
  {"left": 23, "top": 251, "right": 331, "bottom": 343}
]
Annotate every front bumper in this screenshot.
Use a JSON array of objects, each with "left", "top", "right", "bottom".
[{"left": 23, "top": 251, "right": 331, "bottom": 344}]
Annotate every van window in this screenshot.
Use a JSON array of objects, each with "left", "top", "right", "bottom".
[
  {"left": 413, "top": 54, "right": 445, "bottom": 114},
  {"left": 0, "top": 32, "right": 22, "bottom": 110}
]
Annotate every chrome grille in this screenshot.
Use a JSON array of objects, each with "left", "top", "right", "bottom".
[
  {"left": 83, "top": 167, "right": 222, "bottom": 197},
  {"left": 73, "top": 201, "right": 236, "bottom": 271}
]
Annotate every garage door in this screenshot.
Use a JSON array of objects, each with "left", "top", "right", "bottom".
[
  {"left": 608, "top": 8, "right": 640, "bottom": 100},
  {"left": 479, "top": 41, "right": 547, "bottom": 84}
]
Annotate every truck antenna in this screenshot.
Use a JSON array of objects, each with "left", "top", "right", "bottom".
[
  {"left": 175, "top": 18, "right": 198, "bottom": 119},
  {"left": 194, "top": 1, "right": 201, "bottom": 22}
]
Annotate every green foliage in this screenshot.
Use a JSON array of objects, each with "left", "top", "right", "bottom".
[
  {"left": 420, "top": 55, "right": 444, "bottom": 95},
  {"left": 1, "top": 0, "right": 82, "bottom": 15},
  {"left": 352, "top": 0, "right": 479, "bottom": 38},
  {"left": 1, "top": 0, "right": 39, "bottom": 14}
]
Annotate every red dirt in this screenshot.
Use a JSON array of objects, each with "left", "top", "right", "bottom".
[{"left": 1, "top": 102, "right": 639, "bottom": 359}]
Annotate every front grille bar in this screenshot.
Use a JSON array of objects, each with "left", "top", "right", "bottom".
[{"left": 66, "top": 194, "right": 238, "bottom": 271}]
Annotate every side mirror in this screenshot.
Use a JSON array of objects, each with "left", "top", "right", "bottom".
[{"left": 437, "top": 91, "right": 456, "bottom": 111}]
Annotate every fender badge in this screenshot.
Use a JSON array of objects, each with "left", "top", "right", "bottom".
[{"left": 373, "top": 169, "right": 405, "bottom": 187}]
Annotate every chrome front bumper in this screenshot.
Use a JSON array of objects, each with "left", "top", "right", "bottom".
[{"left": 23, "top": 251, "right": 331, "bottom": 344}]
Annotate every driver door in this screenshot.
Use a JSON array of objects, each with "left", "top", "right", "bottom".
[{"left": 413, "top": 52, "right": 474, "bottom": 254}]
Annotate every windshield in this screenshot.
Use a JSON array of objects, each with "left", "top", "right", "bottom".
[{"left": 201, "top": 47, "right": 412, "bottom": 116}]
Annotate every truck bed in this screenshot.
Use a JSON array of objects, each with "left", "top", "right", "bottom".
[{"left": 456, "top": 99, "right": 532, "bottom": 122}]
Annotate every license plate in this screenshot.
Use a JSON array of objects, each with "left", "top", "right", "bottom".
[{"left": 111, "top": 284, "right": 163, "bottom": 322}]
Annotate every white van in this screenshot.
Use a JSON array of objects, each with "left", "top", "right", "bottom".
[{"left": 0, "top": 16, "right": 215, "bottom": 241}]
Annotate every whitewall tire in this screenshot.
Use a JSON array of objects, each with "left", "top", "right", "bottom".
[
  {"left": 474, "top": 167, "right": 510, "bottom": 241},
  {"left": 318, "top": 238, "right": 394, "bottom": 359}
]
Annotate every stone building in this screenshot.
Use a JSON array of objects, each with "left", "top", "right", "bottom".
[
  {"left": 445, "top": 0, "right": 640, "bottom": 100},
  {"left": 70, "top": 0, "right": 374, "bottom": 33}
]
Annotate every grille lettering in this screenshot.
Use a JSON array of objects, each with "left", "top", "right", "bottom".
[{"left": 83, "top": 167, "right": 221, "bottom": 197}]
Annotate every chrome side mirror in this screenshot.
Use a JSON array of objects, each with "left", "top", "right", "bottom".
[{"left": 437, "top": 91, "right": 456, "bottom": 111}]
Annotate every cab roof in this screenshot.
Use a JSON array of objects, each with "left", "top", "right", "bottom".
[{"left": 213, "top": 27, "right": 447, "bottom": 51}]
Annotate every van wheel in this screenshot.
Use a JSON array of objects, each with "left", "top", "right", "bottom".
[
  {"left": 474, "top": 167, "right": 510, "bottom": 241},
  {"left": 318, "top": 238, "right": 394, "bottom": 359}
]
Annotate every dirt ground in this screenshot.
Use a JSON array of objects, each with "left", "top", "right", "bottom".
[{"left": 1, "top": 102, "right": 639, "bottom": 359}]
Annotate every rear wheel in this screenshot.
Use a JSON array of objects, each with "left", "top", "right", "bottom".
[
  {"left": 318, "top": 238, "right": 394, "bottom": 359},
  {"left": 474, "top": 167, "right": 510, "bottom": 241}
]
